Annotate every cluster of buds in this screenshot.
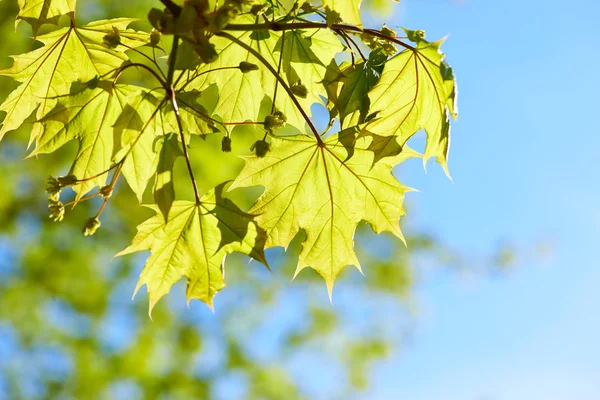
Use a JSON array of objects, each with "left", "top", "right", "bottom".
[
  {"left": 45, "top": 175, "right": 77, "bottom": 200},
  {"left": 361, "top": 25, "right": 399, "bottom": 57},
  {"left": 83, "top": 217, "right": 101, "bottom": 236},
  {"left": 102, "top": 26, "right": 121, "bottom": 48},
  {"left": 251, "top": 139, "right": 270, "bottom": 158},
  {"left": 264, "top": 111, "right": 287, "bottom": 132},
  {"left": 48, "top": 198, "right": 65, "bottom": 222}
]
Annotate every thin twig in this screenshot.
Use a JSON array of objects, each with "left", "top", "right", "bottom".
[{"left": 215, "top": 31, "right": 323, "bottom": 144}]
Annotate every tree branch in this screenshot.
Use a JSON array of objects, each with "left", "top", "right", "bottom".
[{"left": 214, "top": 31, "right": 323, "bottom": 145}]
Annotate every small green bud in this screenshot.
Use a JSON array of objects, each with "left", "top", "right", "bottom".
[
  {"left": 239, "top": 61, "right": 259, "bottom": 73},
  {"left": 45, "top": 176, "right": 61, "bottom": 198},
  {"left": 150, "top": 29, "right": 161, "bottom": 46},
  {"left": 48, "top": 199, "right": 65, "bottom": 222},
  {"left": 264, "top": 111, "right": 286, "bottom": 131},
  {"left": 291, "top": 82, "right": 308, "bottom": 99},
  {"left": 57, "top": 174, "right": 78, "bottom": 187},
  {"left": 250, "top": 4, "right": 265, "bottom": 15},
  {"left": 380, "top": 24, "right": 396, "bottom": 38},
  {"left": 250, "top": 139, "right": 270, "bottom": 158},
  {"left": 405, "top": 29, "right": 426, "bottom": 43},
  {"left": 194, "top": 40, "right": 218, "bottom": 64},
  {"left": 221, "top": 136, "right": 232, "bottom": 152},
  {"left": 83, "top": 217, "right": 101, "bottom": 236},
  {"left": 300, "top": 2, "right": 313, "bottom": 13},
  {"left": 103, "top": 26, "right": 121, "bottom": 48},
  {"left": 99, "top": 185, "right": 113, "bottom": 199}
]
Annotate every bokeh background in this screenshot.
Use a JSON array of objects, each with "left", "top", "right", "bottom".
[{"left": 1, "top": 0, "right": 598, "bottom": 399}]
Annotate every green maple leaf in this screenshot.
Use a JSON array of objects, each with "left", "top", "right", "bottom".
[
  {"left": 31, "top": 81, "right": 145, "bottom": 200},
  {"left": 323, "top": 0, "right": 362, "bottom": 27},
  {"left": 183, "top": 16, "right": 342, "bottom": 132},
  {"left": 116, "top": 184, "right": 268, "bottom": 313},
  {"left": 325, "top": 50, "right": 385, "bottom": 130},
  {"left": 0, "top": 18, "right": 149, "bottom": 143},
  {"left": 229, "top": 129, "right": 420, "bottom": 296},
  {"left": 364, "top": 31, "right": 458, "bottom": 175},
  {"left": 16, "top": 0, "right": 76, "bottom": 37}
]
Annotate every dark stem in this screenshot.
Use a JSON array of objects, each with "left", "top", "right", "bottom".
[
  {"left": 166, "top": 35, "right": 179, "bottom": 87},
  {"left": 114, "top": 62, "right": 167, "bottom": 88},
  {"left": 223, "top": 22, "right": 415, "bottom": 51},
  {"left": 215, "top": 31, "right": 323, "bottom": 144},
  {"left": 120, "top": 43, "right": 167, "bottom": 79},
  {"left": 159, "top": 0, "right": 181, "bottom": 17},
  {"left": 165, "top": 35, "right": 201, "bottom": 204},
  {"left": 95, "top": 163, "right": 122, "bottom": 218},
  {"left": 169, "top": 89, "right": 201, "bottom": 204}
]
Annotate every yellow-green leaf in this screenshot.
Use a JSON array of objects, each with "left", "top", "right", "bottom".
[
  {"left": 117, "top": 184, "right": 268, "bottom": 312},
  {"left": 229, "top": 129, "right": 420, "bottom": 296},
  {"left": 365, "top": 33, "right": 457, "bottom": 174},
  {"left": 16, "top": 0, "right": 76, "bottom": 36},
  {"left": 323, "top": 0, "right": 362, "bottom": 27},
  {"left": 32, "top": 81, "right": 144, "bottom": 200},
  {"left": 0, "top": 19, "right": 149, "bottom": 143}
]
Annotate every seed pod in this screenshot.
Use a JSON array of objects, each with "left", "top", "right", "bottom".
[
  {"left": 83, "top": 217, "right": 101, "bottom": 236},
  {"left": 251, "top": 139, "right": 270, "bottom": 158},
  {"left": 221, "top": 136, "right": 232, "bottom": 152},
  {"left": 239, "top": 61, "right": 259, "bottom": 73}
]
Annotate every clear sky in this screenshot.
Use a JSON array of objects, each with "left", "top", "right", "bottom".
[{"left": 363, "top": 0, "right": 600, "bottom": 398}]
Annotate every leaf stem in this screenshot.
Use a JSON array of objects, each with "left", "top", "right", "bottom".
[
  {"left": 215, "top": 31, "right": 323, "bottom": 144},
  {"left": 223, "top": 22, "right": 416, "bottom": 51},
  {"left": 169, "top": 89, "right": 201, "bottom": 204},
  {"left": 165, "top": 35, "right": 201, "bottom": 204},
  {"left": 114, "top": 62, "right": 167, "bottom": 88},
  {"left": 166, "top": 35, "right": 180, "bottom": 87},
  {"left": 120, "top": 43, "right": 167, "bottom": 80}
]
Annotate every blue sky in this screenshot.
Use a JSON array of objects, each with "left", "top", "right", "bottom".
[{"left": 361, "top": 0, "right": 600, "bottom": 398}]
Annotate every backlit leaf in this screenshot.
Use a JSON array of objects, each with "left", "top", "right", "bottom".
[
  {"left": 230, "top": 129, "right": 420, "bottom": 296},
  {"left": 365, "top": 32, "right": 457, "bottom": 174},
  {"left": 118, "top": 184, "right": 268, "bottom": 312}
]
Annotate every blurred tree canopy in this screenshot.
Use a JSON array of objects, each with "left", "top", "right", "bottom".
[{"left": 0, "top": 0, "right": 505, "bottom": 398}]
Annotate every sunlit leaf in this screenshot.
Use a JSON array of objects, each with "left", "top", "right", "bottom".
[
  {"left": 117, "top": 184, "right": 268, "bottom": 312},
  {"left": 230, "top": 129, "right": 420, "bottom": 296},
  {"left": 365, "top": 31, "right": 457, "bottom": 173}
]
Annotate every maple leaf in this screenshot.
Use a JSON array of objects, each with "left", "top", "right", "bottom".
[
  {"left": 16, "top": 0, "right": 76, "bottom": 37},
  {"left": 364, "top": 30, "right": 458, "bottom": 174},
  {"left": 31, "top": 81, "right": 146, "bottom": 200},
  {"left": 182, "top": 16, "right": 342, "bottom": 132},
  {"left": 0, "top": 18, "right": 149, "bottom": 143},
  {"left": 323, "top": 0, "right": 363, "bottom": 27},
  {"left": 229, "top": 129, "right": 420, "bottom": 297},
  {"left": 116, "top": 184, "right": 269, "bottom": 313}
]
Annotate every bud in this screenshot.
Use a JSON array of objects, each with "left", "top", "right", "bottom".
[
  {"left": 83, "top": 217, "right": 101, "bottom": 236},
  {"left": 194, "top": 39, "right": 218, "bottom": 64},
  {"left": 57, "top": 175, "right": 78, "bottom": 187},
  {"left": 48, "top": 199, "right": 65, "bottom": 222},
  {"left": 239, "top": 61, "right": 259, "bottom": 73},
  {"left": 300, "top": 2, "right": 313, "bottom": 13},
  {"left": 103, "top": 26, "right": 121, "bottom": 48},
  {"left": 380, "top": 24, "right": 396, "bottom": 38},
  {"left": 405, "top": 29, "right": 426, "bottom": 43},
  {"left": 221, "top": 136, "right": 232, "bottom": 152},
  {"left": 251, "top": 4, "right": 265, "bottom": 15},
  {"left": 264, "top": 111, "right": 287, "bottom": 131},
  {"left": 99, "top": 185, "right": 113, "bottom": 199},
  {"left": 291, "top": 82, "right": 308, "bottom": 99},
  {"left": 45, "top": 176, "right": 61, "bottom": 198},
  {"left": 250, "top": 139, "right": 270, "bottom": 158},
  {"left": 150, "top": 29, "right": 161, "bottom": 46}
]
